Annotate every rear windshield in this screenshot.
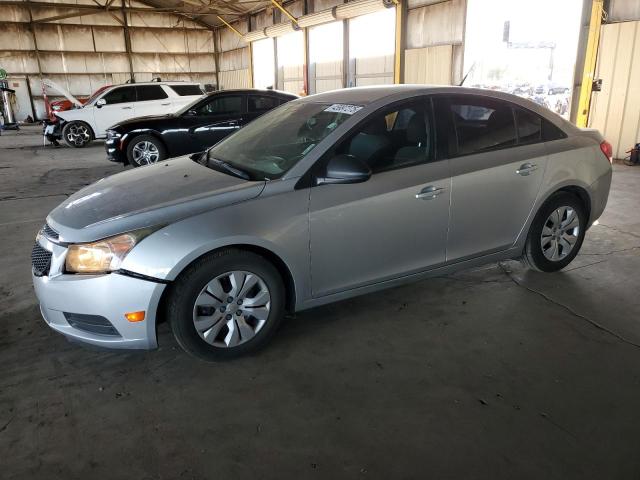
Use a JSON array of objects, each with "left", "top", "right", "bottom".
[{"left": 169, "top": 84, "right": 203, "bottom": 96}]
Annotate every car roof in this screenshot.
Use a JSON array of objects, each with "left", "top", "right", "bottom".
[
  {"left": 204, "top": 88, "right": 299, "bottom": 97},
  {"left": 297, "top": 84, "right": 577, "bottom": 131}
]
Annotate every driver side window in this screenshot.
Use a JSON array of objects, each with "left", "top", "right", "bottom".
[
  {"left": 101, "top": 87, "right": 136, "bottom": 105},
  {"left": 196, "top": 95, "right": 244, "bottom": 116},
  {"left": 334, "top": 99, "right": 433, "bottom": 174}
]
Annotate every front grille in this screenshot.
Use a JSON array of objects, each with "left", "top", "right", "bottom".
[
  {"left": 42, "top": 223, "right": 59, "bottom": 240},
  {"left": 32, "top": 242, "right": 52, "bottom": 277},
  {"left": 64, "top": 312, "right": 120, "bottom": 336}
]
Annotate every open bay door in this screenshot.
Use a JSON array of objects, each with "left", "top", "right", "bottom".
[
  {"left": 308, "top": 21, "right": 344, "bottom": 94},
  {"left": 348, "top": 7, "right": 396, "bottom": 87}
]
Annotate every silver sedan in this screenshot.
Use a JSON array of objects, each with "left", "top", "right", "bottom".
[{"left": 32, "top": 86, "right": 613, "bottom": 360}]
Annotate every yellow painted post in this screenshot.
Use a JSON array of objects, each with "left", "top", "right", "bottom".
[
  {"left": 248, "top": 41, "right": 254, "bottom": 88},
  {"left": 394, "top": 1, "right": 402, "bottom": 84},
  {"left": 576, "top": 0, "right": 604, "bottom": 127}
]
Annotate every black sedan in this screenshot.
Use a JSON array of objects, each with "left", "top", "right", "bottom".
[{"left": 105, "top": 89, "right": 298, "bottom": 167}]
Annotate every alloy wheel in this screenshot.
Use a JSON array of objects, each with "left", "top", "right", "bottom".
[
  {"left": 192, "top": 270, "right": 271, "bottom": 348},
  {"left": 540, "top": 206, "right": 580, "bottom": 261},
  {"left": 66, "top": 123, "right": 90, "bottom": 146},
  {"left": 132, "top": 141, "right": 160, "bottom": 165}
]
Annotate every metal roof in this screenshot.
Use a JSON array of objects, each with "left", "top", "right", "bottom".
[{"left": 137, "top": 0, "right": 273, "bottom": 28}]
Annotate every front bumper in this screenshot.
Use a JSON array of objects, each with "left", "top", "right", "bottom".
[
  {"left": 105, "top": 134, "right": 127, "bottom": 163},
  {"left": 32, "top": 236, "right": 166, "bottom": 349}
]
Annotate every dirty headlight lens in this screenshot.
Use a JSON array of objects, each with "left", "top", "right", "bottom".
[{"left": 65, "top": 228, "right": 155, "bottom": 274}]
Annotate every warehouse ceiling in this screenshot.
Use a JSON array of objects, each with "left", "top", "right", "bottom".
[{"left": 138, "top": 0, "right": 274, "bottom": 27}]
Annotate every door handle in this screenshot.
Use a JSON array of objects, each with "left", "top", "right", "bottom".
[
  {"left": 160, "top": 102, "right": 171, "bottom": 106},
  {"left": 416, "top": 185, "right": 444, "bottom": 200},
  {"left": 121, "top": 106, "right": 133, "bottom": 110},
  {"left": 516, "top": 162, "right": 538, "bottom": 176}
]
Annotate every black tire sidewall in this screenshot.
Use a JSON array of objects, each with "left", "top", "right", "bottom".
[
  {"left": 167, "top": 250, "right": 285, "bottom": 361},
  {"left": 526, "top": 192, "right": 586, "bottom": 272},
  {"left": 62, "top": 121, "right": 93, "bottom": 148},
  {"left": 126, "top": 135, "right": 166, "bottom": 167}
]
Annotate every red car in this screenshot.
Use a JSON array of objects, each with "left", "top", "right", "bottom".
[{"left": 47, "top": 85, "right": 110, "bottom": 120}]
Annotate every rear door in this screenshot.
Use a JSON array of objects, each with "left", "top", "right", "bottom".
[
  {"left": 434, "top": 95, "right": 549, "bottom": 261},
  {"left": 93, "top": 86, "right": 137, "bottom": 135},
  {"left": 188, "top": 94, "right": 246, "bottom": 150},
  {"left": 134, "top": 85, "right": 171, "bottom": 117}
]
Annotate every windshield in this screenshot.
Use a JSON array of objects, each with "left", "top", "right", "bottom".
[{"left": 206, "top": 101, "right": 356, "bottom": 180}]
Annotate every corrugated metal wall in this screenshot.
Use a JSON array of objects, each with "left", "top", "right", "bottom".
[
  {"left": 588, "top": 20, "right": 640, "bottom": 159},
  {"left": 1, "top": 0, "right": 216, "bottom": 120},
  {"left": 216, "top": 18, "right": 250, "bottom": 89},
  {"left": 404, "top": 0, "right": 465, "bottom": 85}
]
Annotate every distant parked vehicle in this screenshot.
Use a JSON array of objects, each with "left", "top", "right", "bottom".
[
  {"left": 536, "top": 83, "right": 569, "bottom": 95},
  {"left": 45, "top": 82, "right": 204, "bottom": 148},
  {"left": 47, "top": 85, "right": 111, "bottom": 121},
  {"left": 105, "top": 89, "right": 297, "bottom": 167}
]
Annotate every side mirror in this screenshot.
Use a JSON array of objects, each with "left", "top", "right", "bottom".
[
  {"left": 185, "top": 109, "right": 198, "bottom": 116},
  {"left": 95, "top": 98, "right": 106, "bottom": 108},
  {"left": 316, "top": 154, "right": 371, "bottom": 186}
]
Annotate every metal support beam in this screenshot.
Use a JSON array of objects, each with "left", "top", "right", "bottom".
[
  {"left": 270, "top": 0, "right": 299, "bottom": 25},
  {"left": 25, "top": 0, "right": 44, "bottom": 121},
  {"left": 213, "top": 28, "right": 221, "bottom": 89},
  {"left": 121, "top": 0, "right": 135, "bottom": 82},
  {"left": 393, "top": 0, "right": 404, "bottom": 84},
  {"left": 576, "top": 0, "right": 604, "bottom": 127},
  {"left": 217, "top": 15, "right": 244, "bottom": 37}
]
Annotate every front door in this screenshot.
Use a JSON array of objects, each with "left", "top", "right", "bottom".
[
  {"left": 309, "top": 98, "right": 451, "bottom": 297},
  {"left": 93, "top": 86, "right": 137, "bottom": 136},
  {"left": 188, "top": 94, "right": 245, "bottom": 150},
  {"left": 434, "top": 95, "right": 548, "bottom": 261}
]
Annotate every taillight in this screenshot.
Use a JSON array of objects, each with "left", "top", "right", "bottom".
[{"left": 600, "top": 140, "right": 613, "bottom": 164}]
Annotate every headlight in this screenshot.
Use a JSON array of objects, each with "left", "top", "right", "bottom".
[
  {"left": 107, "top": 130, "right": 122, "bottom": 140},
  {"left": 65, "top": 227, "right": 157, "bottom": 274}
]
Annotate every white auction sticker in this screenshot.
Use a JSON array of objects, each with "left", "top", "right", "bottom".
[{"left": 324, "top": 104, "right": 363, "bottom": 115}]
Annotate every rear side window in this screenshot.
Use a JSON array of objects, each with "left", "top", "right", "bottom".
[
  {"left": 169, "top": 84, "right": 203, "bottom": 96},
  {"left": 447, "top": 97, "right": 517, "bottom": 156},
  {"left": 101, "top": 86, "right": 136, "bottom": 105},
  {"left": 135, "top": 85, "right": 168, "bottom": 101},
  {"left": 515, "top": 108, "right": 542, "bottom": 144},
  {"left": 196, "top": 95, "right": 243, "bottom": 116},
  {"left": 542, "top": 119, "right": 566, "bottom": 141},
  {"left": 248, "top": 95, "right": 279, "bottom": 113}
]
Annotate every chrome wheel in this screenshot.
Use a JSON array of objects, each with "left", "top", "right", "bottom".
[
  {"left": 192, "top": 270, "right": 271, "bottom": 348},
  {"left": 541, "top": 206, "right": 580, "bottom": 261},
  {"left": 132, "top": 141, "right": 160, "bottom": 165},
  {"left": 65, "top": 123, "right": 90, "bottom": 146}
]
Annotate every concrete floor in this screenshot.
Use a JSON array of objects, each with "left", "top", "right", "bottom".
[{"left": 1, "top": 126, "right": 640, "bottom": 479}]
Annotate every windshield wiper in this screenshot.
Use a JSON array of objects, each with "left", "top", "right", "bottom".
[{"left": 207, "top": 156, "right": 252, "bottom": 181}]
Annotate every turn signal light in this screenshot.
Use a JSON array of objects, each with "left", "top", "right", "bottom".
[
  {"left": 125, "top": 311, "right": 145, "bottom": 322},
  {"left": 600, "top": 140, "right": 613, "bottom": 164}
]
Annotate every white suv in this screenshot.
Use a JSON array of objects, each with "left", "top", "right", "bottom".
[{"left": 51, "top": 82, "right": 204, "bottom": 148}]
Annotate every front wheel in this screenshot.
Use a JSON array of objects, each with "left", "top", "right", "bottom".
[
  {"left": 523, "top": 192, "right": 586, "bottom": 272},
  {"left": 166, "top": 249, "right": 285, "bottom": 361},
  {"left": 126, "top": 135, "right": 166, "bottom": 167},
  {"left": 62, "top": 121, "right": 93, "bottom": 148}
]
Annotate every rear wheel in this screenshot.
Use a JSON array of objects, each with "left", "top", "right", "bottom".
[
  {"left": 127, "top": 135, "right": 166, "bottom": 167},
  {"left": 62, "top": 121, "right": 93, "bottom": 148},
  {"left": 523, "top": 192, "right": 586, "bottom": 272},
  {"left": 167, "top": 249, "right": 285, "bottom": 361}
]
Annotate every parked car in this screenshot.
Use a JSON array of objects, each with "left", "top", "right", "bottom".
[
  {"left": 535, "top": 83, "right": 570, "bottom": 95},
  {"left": 46, "top": 82, "right": 204, "bottom": 148},
  {"left": 105, "top": 89, "right": 298, "bottom": 167},
  {"left": 32, "top": 86, "right": 612, "bottom": 361},
  {"left": 47, "top": 85, "right": 111, "bottom": 121}
]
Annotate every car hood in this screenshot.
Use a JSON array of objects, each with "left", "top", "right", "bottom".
[
  {"left": 47, "top": 156, "right": 265, "bottom": 243},
  {"left": 112, "top": 114, "right": 175, "bottom": 130}
]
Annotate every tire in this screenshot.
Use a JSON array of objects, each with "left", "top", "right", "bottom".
[
  {"left": 62, "top": 121, "right": 93, "bottom": 148},
  {"left": 166, "top": 249, "right": 285, "bottom": 361},
  {"left": 126, "top": 134, "right": 166, "bottom": 167},
  {"left": 523, "top": 192, "right": 587, "bottom": 272}
]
